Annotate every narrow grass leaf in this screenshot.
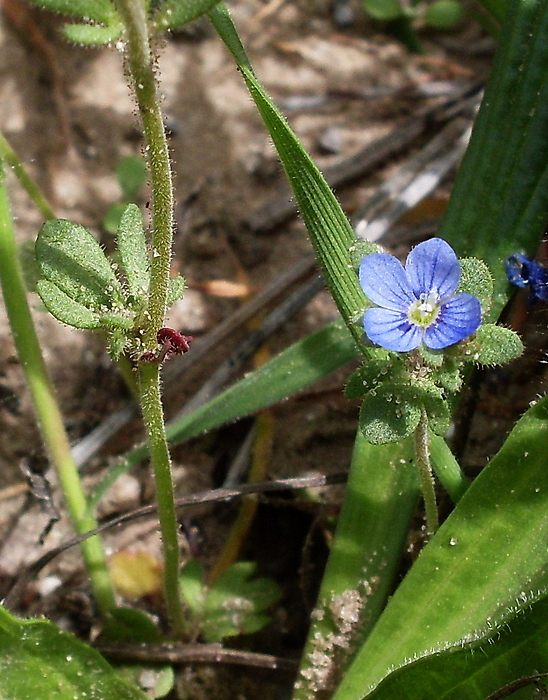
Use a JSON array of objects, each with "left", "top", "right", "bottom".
[
  {"left": 209, "top": 4, "right": 366, "bottom": 346},
  {"left": 437, "top": 0, "right": 548, "bottom": 317}
]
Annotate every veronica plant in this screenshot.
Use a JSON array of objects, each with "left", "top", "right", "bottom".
[{"left": 346, "top": 237, "right": 522, "bottom": 532}]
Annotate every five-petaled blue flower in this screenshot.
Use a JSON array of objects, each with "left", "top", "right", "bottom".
[{"left": 359, "top": 238, "right": 482, "bottom": 352}]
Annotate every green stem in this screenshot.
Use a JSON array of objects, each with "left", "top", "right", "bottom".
[
  {"left": 0, "top": 159, "right": 115, "bottom": 616},
  {"left": 0, "top": 131, "right": 55, "bottom": 221},
  {"left": 414, "top": 407, "right": 439, "bottom": 535},
  {"left": 114, "top": 0, "right": 173, "bottom": 348},
  {"left": 138, "top": 362, "right": 185, "bottom": 637},
  {"left": 114, "top": 0, "right": 185, "bottom": 636}
]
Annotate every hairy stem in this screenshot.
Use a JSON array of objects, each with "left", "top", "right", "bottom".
[
  {"left": 138, "top": 362, "right": 186, "bottom": 636},
  {"left": 114, "top": 0, "right": 173, "bottom": 349},
  {"left": 414, "top": 407, "right": 439, "bottom": 535},
  {"left": 114, "top": 0, "right": 185, "bottom": 636},
  {"left": 0, "top": 160, "right": 115, "bottom": 616}
]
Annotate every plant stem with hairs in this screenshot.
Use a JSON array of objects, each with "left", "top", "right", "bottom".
[{"left": 114, "top": 0, "right": 185, "bottom": 637}]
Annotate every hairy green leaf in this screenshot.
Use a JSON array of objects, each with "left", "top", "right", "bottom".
[
  {"left": 466, "top": 323, "right": 524, "bottom": 366},
  {"left": 359, "top": 383, "right": 421, "bottom": 445},
  {"left": 36, "top": 279, "right": 102, "bottom": 329},
  {"left": 0, "top": 605, "right": 146, "bottom": 698},
  {"left": 24, "top": 0, "right": 117, "bottom": 23},
  {"left": 334, "top": 394, "right": 548, "bottom": 699},
  {"left": 364, "top": 596, "right": 548, "bottom": 700},
  {"left": 116, "top": 204, "right": 150, "bottom": 302},
  {"left": 153, "top": 0, "right": 221, "bottom": 31},
  {"left": 204, "top": 562, "right": 281, "bottom": 642},
  {"left": 62, "top": 19, "right": 122, "bottom": 45},
  {"left": 116, "top": 156, "right": 147, "bottom": 201},
  {"left": 36, "top": 219, "right": 123, "bottom": 310},
  {"left": 209, "top": 4, "right": 367, "bottom": 346},
  {"left": 457, "top": 257, "right": 493, "bottom": 316},
  {"left": 437, "top": 0, "right": 548, "bottom": 316},
  {"left": 166, "top": 275, "right": 186, "bottom": 306},
  {"left": 180, "top": 560, "right": 281, "bottom": 642}
]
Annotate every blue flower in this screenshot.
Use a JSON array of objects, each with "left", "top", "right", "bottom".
[
  {"left": 359, "top": 238, "right": 482, "bottom": 352},
  {"left": 505, "top": 253, "right": 548, "bottom": 302}
]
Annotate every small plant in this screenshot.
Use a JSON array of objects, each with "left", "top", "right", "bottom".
[
  {"left": 0, "top": 0, "right": 547, "bottom": 698},
  {"left": 180, "top": 560, "right": 281, "bottom": 643}
]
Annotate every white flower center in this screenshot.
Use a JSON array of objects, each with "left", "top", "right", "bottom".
[{"left": 408, "top": 291, "right": 440, "bottom": 328}]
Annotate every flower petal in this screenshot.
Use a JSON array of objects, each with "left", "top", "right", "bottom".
[
  {"left": 363, "top": 307, "right": 423, "bottom": 352},
  {"left": 359, "top": 253, "right": 415, "bottom": 311},
  {"left": 423, "top": 293, "right": 482, "bottom": 349},
  {"left": 406, "top": 238, "right": 460, "bottom": 300}
]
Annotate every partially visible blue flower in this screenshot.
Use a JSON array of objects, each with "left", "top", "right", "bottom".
[
  {"left": 359, "top": 238, "right": 482, "bottom": 352},
  {"left": 505, "top": 253, "right": 548, "bottom": 302}
]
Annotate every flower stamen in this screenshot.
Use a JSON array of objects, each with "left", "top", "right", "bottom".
[{"left": 408, "top": 292, "right": 440, "bottom": 328}]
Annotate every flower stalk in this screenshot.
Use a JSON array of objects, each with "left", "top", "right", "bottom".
[{"left": 114, "top": 0, "right": 185, "bottom": 637}]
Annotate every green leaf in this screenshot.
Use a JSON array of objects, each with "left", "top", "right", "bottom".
[
  {"left": 437, "top": 0, "right": 548, "bottom": 317},
  {"left": 457, "top": 257, "right": 494, "bottom": 316},
  {"left": 465, "top": 323, "right": 524, "bottom": 366},
  {"left": 36, "top": 279, "right": 102, "bottom": 329},
  {"left": 103, "top": 203, "right": 129, "bottom": 236},
  {"left": 477, "top": 0, "right": 507, "bottom": 24},
  {"left": 294, "top": 433, "right": 419, "bottom": 699},
  {"left": 36, "top": 219, "right": 124, "bottom": 310},
  {"left": 349, "top": 240, "right": 383, "bottom": 271},
  {"left": 166, "top": 275, "right": 186, "bottom": 306},
  {"left": 359, "top": 383, "right": 421, "bottom": 445},
  {"left": 180, "top": 560, "right": 281, "bottom": 642},
  {"left": 23, "top": 0, "right": 117, "bottom": 23},
  {"left": 97, "top": 609, "right": 173, "bottom": 700},
  {"left": 116, "top": 204, "right": 150, "bottom": 301},
  {"left": 420, "top": 383, "right": 450, "bottom": 436},
  {"left": 116, "top": 156, "right": 147, "bottom": 201},
  {"left": 153, "top": 0, "right": 222, "bottom": 31},
  {"left": 62, "top": 19, "right": 122, "bottom": 45},
  {"left": 203, "top": 562, "right": 281, "bottom": 642},
  {"left": 179, "top": 559, "right": 207, "bottom": 616},
  {"left": 424, "top": 0, "right": 465, "bottom": 29},
  {"left": 333, "top": 394, "right": 548, "bottom": 699},
  {"left": 363, "top": 0, "right": 405, "bottom": 21},
  {"left": 98, "top": 311, "right": 135, "bottom": 330},
  {"left": 430, "top": 359, "right": 462, "bottom": 393},
  {"left": 345, "top": 354, "right": 401, "bottom": 400},
  {"left": 166, "top": 320, "right": 358, "bottom": 444},
  {"left": 363, "top": 596, "right": 548, "bottom": 700},
  {"left": 209, "top": 4, "right": 367, "bottom": 347},
  {"left": 0, "top": 605, "right": 147, "bottom": 698}
]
